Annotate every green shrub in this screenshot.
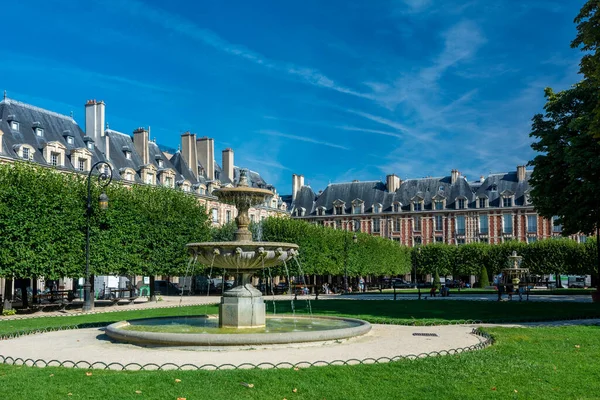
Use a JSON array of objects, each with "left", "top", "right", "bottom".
[{"left": 479, "top": 266, "right": 490, "bottom": 288}]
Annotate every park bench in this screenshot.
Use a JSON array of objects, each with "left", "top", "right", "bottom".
[
  {"left": 33, "top": 290, "right": 75, "bottom": 311},
  {"left": 108, "top": 288, "right": 139, "bottom": 305}
]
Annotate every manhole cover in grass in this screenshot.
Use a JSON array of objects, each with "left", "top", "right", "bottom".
[{"left": 412, "top": 333, "right": 438, "bottom": 337}]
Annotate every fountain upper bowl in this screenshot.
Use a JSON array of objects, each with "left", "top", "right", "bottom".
[{"left": 187, "top": 241, "right": 299, "bottom": 270}]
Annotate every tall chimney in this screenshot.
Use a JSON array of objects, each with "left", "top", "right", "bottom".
[
  {"left": 222, "top": 148, "right": 234, "bottom": 183},
  {"left": 451, "top": 169, "right": 460, "bottom": 184},
  {"left": 133, "top": 127, "right": 149, "bottom": 165},
  {"left": 517, "top": 165, "right": 526, "bottom": 182},
  {"left": 104, "top": 133, "right": 110, "bottom": 160},
  {"left": 480, "top": 175, "right": 485, "bottom": 183},
  {"left": 386, "top": 174, "right": 401, "bottom": 192},
  {"left": 181, "top": 132, "right": 198, "bottom": 179},
  {"left": 292, "top": 174, "right": 305, "bottom": 201},
  {"left": 85, "top": 100, "right": 106, "bottom": 154},
  {"left": 196, "top": 137, "right": 215, "bottom": 180}
]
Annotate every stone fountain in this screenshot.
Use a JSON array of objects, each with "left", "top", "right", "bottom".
[
  {"left": 187, "top": 169, "right": 299, "bottom": 329},
  {"left": 105, "top": 170, "right": 370, "bottom": 346}
]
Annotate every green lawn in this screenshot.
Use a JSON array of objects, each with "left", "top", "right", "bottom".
[
  {"left": 0, "top": 325, "right": 598, "bottom": 399},
  {"left": 366, "top": 288, "right": 596, "bottom": 295}
]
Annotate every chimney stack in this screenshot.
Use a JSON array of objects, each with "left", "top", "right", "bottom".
[
  {"left": 133, "top": 127, "right": 149, "bottom": 165},
  {"left": 451, "top": 169, "right": 460, "bottom": 184},
  {"left": 222, "top": 148, "right": 234, "bottom": 183},
  {"left": 85, "top": 100, "right": 106, "bottom": 154},
  {"left": 480, "top": 175, "right": 485, "bottom": 183},
  {"left": 181, "top": 132, "right": 198, "bottom": 179},
  {"left": 196, "top": 137, "right": 215, "bottom": 180},
  {"left": 386, "top": 174, "right": 401, "bottom": 192},
  {"left": 292, "top": 174, "right": 305, "bottom": 201},
  {"left": 517, "top": 165, "right": 527, "bottom": 182}
]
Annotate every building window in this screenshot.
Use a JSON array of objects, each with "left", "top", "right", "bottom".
[
  {"left": 435, "top": 236, "right": 443, "bottom": 243},
  {"left": 393, "top": 203, "right": 400, "bottom": 212},
  {"left": 503, "top": 214, "right": 513, "bottom": 234},
  {"left": 394, "top": 218, "right": 401, "bottom": 232},
  {"left": 87, "top": 142, "right": 94, "bottom": 150},
  {"left": 490, "top": 184, "right": 497, "bottom": 192},
  {"left": 552, "top": 216, "right": 562, "bottom": 232},
  {"left": 579, "top": 235, "right": 587, "bottom": 243},
  {"left": 480, "top": 238, "right": 489, "bottom": 244},
  {"left": 527, "top": 236, "right": 537, "bottom": 244},
  {"left": 435, "top": 201, "right": 443, "bottom": 210},
  {"left": 11, "top": 121, "right": 19, "bottom": 131},
  {"left": 158, "top": 160, "right": 164, "bottom": 168},
  {"left": 22, "top": 147, "right": 30, "bottom": 160},
  {"left": 145, "top": 173, "right": 154, "bottom": 185},
  {"left": 503, "top": 197, "right": 512, "bottom": 207},
  {"left": 414, "top": 236, "right": 422, "bottom": 246},
  {"left": 435, "top": 215, "right": 443, "bottom": 231},
  {"left": 456, "top": 216, "right": 466, "bottom": 235},
  {"left": 354, "top": 220, "right": 361, "bottom": 232},
  {"left": 457, "top": 198, "right": 466, "bottom": 209},
  {"left": 373, "top": 218, "right": 380, "bottom": 233},
  {"left": 164, "top": 176, "right": 173, "bottom": 187},
  {"left": 353, "top": 205, "right": 361, "bottom": 214},
  {"left": 479, "top": 215, "right": 488, "bottom": 234},
  {"left": 373, "top": 204, "right": 381, "bottom": 213},
  {"left": 35, "top": 128, "right": 44, "bottom": 137},
  {"left": 413, "top": 216, "right": 421, "bottom": 231},
  {"left": 50, "top": 152, "right": 59, "bottom": 166},
  {"left": 414, "top": 202, "right": 422, "bottom": 211},
  {"left": 211, "top": 209, "right": 218, "bottom": 223},
  {"left": 250, "top": 214, "right": 255, "bottom": 223},
  {"left": 226, "top": 210, "right": 232, "bottom": 223},
  {"left": 478, "top": 198, "right": 486, "bottom": 208},
  {"left": 457, "top": 238, "right": 466, "bottom": 245},
  {"left": 335, "top": 205, "right": 343, "bottom": 215},
  {"left": 125, "top": 151, "right": 132, "bottom": 160},
  {"left": 125, "top": 172, "right": 133, "bottom": 181},
  {"left": 66, "top": 136, "right": 74, "bottom": 145},
  {"left": 78, "top": 159, "right": 86, "bottom": 171},
  {"left": 527, "top": 215, "right": 537, "bottom": 233}
]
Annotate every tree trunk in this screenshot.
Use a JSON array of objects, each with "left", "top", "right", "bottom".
[
  {"left": 3, "top": 278, "right": 13, "bottom": 310},
  {"left": 32, "top": 277, "right": 38, "bottom": 305},
  {"left": 149, "top": 275, "right": 157, "bottom": 301}
]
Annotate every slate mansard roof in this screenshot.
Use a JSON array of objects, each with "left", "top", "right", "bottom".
[
  {"left": 290, "top": 171, "right": 533, "bottom": 216},
  {"left": 0, "top": 98, "right": 105, "bottom": 167}
]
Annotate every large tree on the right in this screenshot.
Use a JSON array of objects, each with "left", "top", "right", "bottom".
[{"left": 528, "top": 83, "right": 600, "bottom": 295}]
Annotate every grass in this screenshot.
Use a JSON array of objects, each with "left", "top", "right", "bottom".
[
  {"left": 0, "top": 325, "right": 598, "bottom": 399},
  {"left": 267, "top": 299, "right": 600, "bottom": 324},
  {"left": 366, "top": 288, "right": 596, "bottom": 295}
]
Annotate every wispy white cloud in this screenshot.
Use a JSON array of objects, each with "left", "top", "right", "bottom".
[
  {"left": 242, "top": 158, "right": 291, "bottom": 171},
  {"left": 257, "top": 129, "right": 349, "bottom": 150},
  {"left": 101, "top": 0, "right": 373, "bottom": 101}
]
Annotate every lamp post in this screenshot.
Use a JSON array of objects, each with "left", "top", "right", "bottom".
[
  {"left": 415, "top": 246, "right": 422, "bottom": 299},
  {"left": 82, "top": 161, "right": 113, "bottom": 312},
  {"left": 344, "top": 233, "right": 358, "bottom": 293}
]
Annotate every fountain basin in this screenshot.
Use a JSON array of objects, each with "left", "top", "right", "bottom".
[
  {"left": 187, "top": 241, "right": 299, "bottom": 270},
  {"left": 105, "top": 315, "right": 371, "bottom": 346}
]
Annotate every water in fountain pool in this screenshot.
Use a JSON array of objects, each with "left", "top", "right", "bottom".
[{"left": 121, "top": 316, "right": 362, "bottom": 335}]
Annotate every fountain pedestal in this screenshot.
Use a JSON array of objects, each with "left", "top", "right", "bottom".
[{"left": 219, "top": 284, "right": 266, "bottom": 328}]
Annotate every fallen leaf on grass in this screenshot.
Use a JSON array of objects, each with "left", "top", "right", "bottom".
[
  {"left": 175, "top": 379, "right": 181, "bottom": 383},
  {"left": 491, "top": 387, "right": 496, "bottom": 391},
  {"left": 240, "top": 382, "right": 254, "bottom": 388},
  {"left": 514, "top": 390, "right": 518, "bottom": 393},
  {"left": 293, "top": 388, "right": 298, "bottom": 393},
  {"left": 575, "top": 345, "right": 580, "bottom": 348},
  {"left": 293, "top": 367, "right": 300, "bottom": 371},
  {"left": 49, "top": 374, "right": 54, "bottom": 377},
  {"left": 67, "top": 394, "right": 72, "bottom": 396},
  {"left": 135, "top": 390, "right": 142, "bottom": 394},
  {"left": 85, "top": 372, "right": 93, "bottom": 376},
  {"left": 177, "top": 398, "right": 186, "bottom": 400}
]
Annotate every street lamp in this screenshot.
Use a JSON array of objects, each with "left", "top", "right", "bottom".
[
  {"left": 415, "top": 246, "right": 422, "bottom": 300},
  {"left": 344, "top": 233, "right": 358, "bottom": 293},
  {"left": 82, "top": 161, "right": 113, "bottom": 312}
]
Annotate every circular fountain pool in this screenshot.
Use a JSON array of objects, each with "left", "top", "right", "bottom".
[{"left": 105, "top": 315, "right": 371, "bottom": 346}]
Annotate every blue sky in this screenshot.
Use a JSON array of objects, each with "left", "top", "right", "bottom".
[{"left": 1, "top": 0, "right": 584, "bottom": 194}]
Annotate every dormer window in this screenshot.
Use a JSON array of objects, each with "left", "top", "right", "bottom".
[
  {"left": 10, "top": 121, "right": 19, "bottom": 131},
  {"left": 67, "top": 136, "right": 74, "bottom": 145},
  {"left": 478, "top": 197, "right": 487, "bottom": 208},
  {"left": 35, "top": 127, "right": 44, "bottom": 137},
  {"left": 335, "top": 205, "right": 343, "bottom": 215},
  {"left": 157, "top": 159, "right": 164, "bottom": 168},
  {"left": 125, "top": 151, "right": 132, "bottom": 160},
  {"left": 87, "top": 142, "right": 94, "bottom": 150},
  {"left": 393, "top": 203, "right": 400, "bottom": 212},
  {"left": 77, "top": 159, "right": 86, "bottom": 171},
  {"left": 317, "top": 207, "right": 326, "bottom": 216},
  {"left": 490, "top": 184, "right": 498, "bottom": 192},
  {"left": 22, "top": 147, "right": 30, "bottom": 160},
  {"left": 435, "top": 201, "right": 444, "bottom": 210},
  {"left": 373, "top": 204, "right": 382, "bottom": 213},
  {"left": 50, "top": 152, "right": 59, "bottom": 166},
  {"left": 457, "top": 198, "right": 466, "bottom": 209},
  {"left": 164, "top": 176, "right": 173, "bottom": 188},
  {"left": 126, "top": 172, "right": 133, "bottom": 181},
  {"left": 414, "top": 202, "right": 422, "bottom": 211},
  {"left": 145, "top": 173, "right": 154, "bottom": 185},
  {"left": 333, "top": 200, "right": 345, "bottom": 215},
  {"left": 503, "top": 197, "right": 512, "bottom": 207},
  {"left": 439, "top": 186, "right": 444, "bottom": 192}
]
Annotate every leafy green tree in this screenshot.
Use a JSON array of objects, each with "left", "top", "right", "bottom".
[{"left": 529, "top": 83, "right": 600, "bottom": 292}]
